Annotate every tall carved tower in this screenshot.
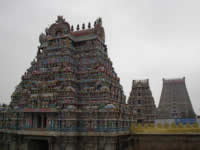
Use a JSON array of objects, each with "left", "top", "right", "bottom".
[
  {"left": 0, "top": 16, "right": 133, "bottom": 150},
  {"left": 128, "top": 79, "right": 156, "bottom": 124},
  {"left": 158, "top": 77, "right": 196, "bottom": 119},
  {"left": 10, "top": 16, "right": 126, "bottom": 110}
]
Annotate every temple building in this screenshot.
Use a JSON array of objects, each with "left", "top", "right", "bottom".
[
  {"left": 0, "top": 16, "right": 134, "bottom": 150},
  {"left": 158, "top": 77, "right": 196, "bottom": 119},
  {"left": 128, "top": 79, "right": 156, "bottom": 124}
]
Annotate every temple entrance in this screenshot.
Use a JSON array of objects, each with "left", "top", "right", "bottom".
[
  {"left": 137, "top": 119, "right": 143, "bottom": 124},
  {"left": 43, "top": 115, "right": 47, "bottom": 128},
  {"left": 28, "top": 140, "right": 49, "bottom": 150},
  {"left": 33, "top": 113, "right": 47, "bottom": 128},
  {"left": 37, "top": 115, "right": 42, "bottom": 128}
]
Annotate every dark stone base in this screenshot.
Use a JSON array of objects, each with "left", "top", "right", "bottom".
[
  {"left": 1, "top": 133, "right": 200, "bottom": 150},
  {"left": 129, "top": 134, "right": 200, "bottom": 150},
  {"left": 0, "top": 133, "right": 129, "bottom": 150}
]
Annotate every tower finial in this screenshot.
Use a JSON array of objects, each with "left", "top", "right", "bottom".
[
  {"left": 71, "top": 25, "right": 74, "bottom": 31},
  {"left": 82, "top": 23, "right": 85, "bottom": 30},
  {"left": 76, "top": 24, "right": 80, "bottom": 31},
  {"left": 88, "top": 22, "right": 91, "bottom": 29},
  {"left": 56, "top": 16, "right": 65, "bottom": 23},
  {"left": 95, "top": 17, "right": 102, "bottom": 27},
  {"left": 94, "top": 21, "right": 96, "bottom": 27}
]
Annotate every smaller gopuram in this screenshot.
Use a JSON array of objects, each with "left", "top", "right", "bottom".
[
  {"left": 158, "top": 77, "right": 196, "bottom": 119},
  {"left": 128, "top": 79, "right": 156, "bottom": 124}
]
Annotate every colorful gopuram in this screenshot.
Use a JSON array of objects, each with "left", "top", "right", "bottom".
[
  {"left": 128, "top": 79, "right": 156, "bottom": 124},
  {"left": 158, "top": 77, "right": 196, "bottom": 119},
  {"left": 0, "top": 16, "right": 134, "bottom": 150}
]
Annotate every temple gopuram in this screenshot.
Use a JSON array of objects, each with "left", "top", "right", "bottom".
[
  {"left": 158, "top": 77, "right": 196, "bottom": 119},
  {"left": 0, "top": 16, "right": 134, "bottom": 150},
  {"left": 128, "top": 79, "right": 156, "bottom": 124}
]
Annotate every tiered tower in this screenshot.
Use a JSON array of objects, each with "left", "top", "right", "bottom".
[
  {"left": 0, "top": 16, "right": 134, "bottom": 150},
  {"left": 128, "top": 79, "right": 156, "bottom": 124},
  {"left": 158, "top": 77, "right": 196, "bottom": 119}
]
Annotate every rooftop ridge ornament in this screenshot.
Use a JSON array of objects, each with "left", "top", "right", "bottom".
[
  {"left": 88, "top": 22, "right": 91, "bottom": 29},
  {"left": 56, "top": 16, "right": 65, "bottom": 23},
  {"left": 82, "top": 23, "right": 85, "bottom": 30},
  {"left": 95, "top": 17, "right": 102, "bottom": 27},
  {"left": 47, "top": 16, "right": 71, "bottom": 36},
  {"left": 71, "top": 25, "right": 74, "bottom": 31},
  {"left": 76, "top": 24, "right": 80, "bottom": 31}
]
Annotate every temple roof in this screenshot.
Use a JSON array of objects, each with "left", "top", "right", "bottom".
[
  {"left": 43, "top": 16, "right": 105, "bottom": 43},
  {"left": 132, "top": 79, "right": 149, "bottom": 88},
  {"left": 71, "top": 29, "right": 95, "bottom": 37},
  {"left": 163, "top": 77, "right": 185, "bottom": 84}
]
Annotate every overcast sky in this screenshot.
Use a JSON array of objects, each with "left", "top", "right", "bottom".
[{"left": 0, "top": 0, "right": 200, "bottom": 114}]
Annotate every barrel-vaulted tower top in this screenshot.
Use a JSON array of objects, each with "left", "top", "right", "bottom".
[
  {"left": 162, "top": 77, "right": 185, "bottom": 84},
  {"left": 39, "top": 16, "right": 105, "bottom": 47},
  {"left": 158, "top": 77, "right": 196, "bottom": 119},
  {"left": 132, "top": 79, "right": 149, "bottom": 88}
]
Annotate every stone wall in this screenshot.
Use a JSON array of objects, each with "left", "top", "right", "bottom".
[
  {"left": 128, "top": 134, "right": 200, "bottom": 150},
  {"left": 0, "top": 133, "right": 129, "bottom": 150},
  {"left": 1, "top": 132, "right": 200, "bottom": 150}
]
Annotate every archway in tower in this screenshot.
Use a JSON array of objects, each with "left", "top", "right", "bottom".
[
  {"left": 28, "top": 140, "right": 49, "bottom": 150},
  {"left": 37, "top": 115, "right": 42, "bottom": 128}
]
